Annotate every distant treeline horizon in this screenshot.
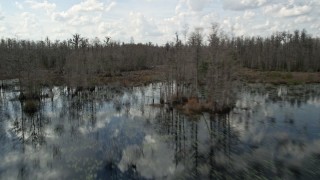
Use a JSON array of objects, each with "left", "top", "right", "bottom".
[{"left": 0, "top": 26, "right": 319, "bottom": 82}]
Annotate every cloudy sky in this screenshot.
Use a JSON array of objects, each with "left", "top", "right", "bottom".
[{"left": 0, "top": 0, "right": 319, "bottom": 44}]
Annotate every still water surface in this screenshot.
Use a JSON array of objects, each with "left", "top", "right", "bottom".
[{"left": 0, "top": 82, "right": 320, "bottom": 179}]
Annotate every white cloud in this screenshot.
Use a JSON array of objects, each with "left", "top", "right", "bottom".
[
  {"left": 20, "top": 12, "right": 38, "bottom": 29},
  {"left": 311, "top": 23, "right": 320, "bottom": 28},
  {"left": 0, "top": 0, "right": 319, "bottom": 43},
  {"left": 243, "top": 10, "right": 255, "bottom": 19},
  {"left": 294, "top": 15, "right": 314, "bottom": 24},
  {"left": 26, "top": 0, "right": 56, "bottom": 13},
  {"left": 222, "top": 0, "right": 270, "bottom": 10},
  {"left": 98, "top": 21, "right": 121, "bottom": 37},
  {"left": 186, "top": 0, "right": 212, "bottom": 12},
  {"left": 279, "top": 5, "right": 312, "bottom": 17},
  {"left": 129, "top": 12, "right": 163, "bottom": 37},
  {"left": 0, "top": 26, "right": 6, "bottom": 32},
  {"left": 68, "top": 13, "right": 101, "bottom": 26},
  {"left": 263, "top": 4, "right": 280, "bottom": 14},
  {"left": 10, "top": 12, "right": 42, "bottom": 38},
  {"left": 97, "top": 11, "right": 164, "bottom": 43},
  {"left": 52, "top": 0, "right": 116, "bottom": 22},
  {"left": 252, "top": 20, "right": 270, "bottom": 30},
  {"left": 105, "top": 1, "right": 116, "bottom": 12},
  {"left": 232, "top": 22, "right": 246, "bottom": 36},
  {"left": 264, "top": 4, "right": 312, "bottom": 17},
  {"left": 68, "top": 0, "right": 104, "bottom": 12},
  {"left": 170, "top": 0, "right": 223, "bottom": 40},
  {"left": 200, "top": 12, "right": 219, "bottom": 26}
]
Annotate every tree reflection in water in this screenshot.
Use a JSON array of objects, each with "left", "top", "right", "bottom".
[
  {"left": 0, "top": 82, "right": 320, "bottom": 179},
  {"left": 153, "top": 108, "right": 240, "bottom": 179}
]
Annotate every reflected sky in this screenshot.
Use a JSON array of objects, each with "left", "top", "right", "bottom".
[{"left": 0, "top": 82, "right": 320, "bottom": 179}]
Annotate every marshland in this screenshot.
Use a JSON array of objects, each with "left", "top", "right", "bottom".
[{"left": 1, "top": 25, "right": 320, "bottom": 179}]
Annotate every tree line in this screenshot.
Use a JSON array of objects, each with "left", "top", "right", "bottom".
[
  {"left": 0, "top": 35, "right": 165, "bottom": 81},
  {"left": 0, "top": 26, "right": 319, "bottom": 112},
  {"left": 0, "top": 27, "right": 319, "bottom": 80},
  {"left": 236, "top": 29, "right": 320, "bottom": 72}
]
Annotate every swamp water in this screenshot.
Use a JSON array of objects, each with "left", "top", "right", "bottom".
[{"left": 0, "top": 81, "right": 320, "bottom": 179}]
